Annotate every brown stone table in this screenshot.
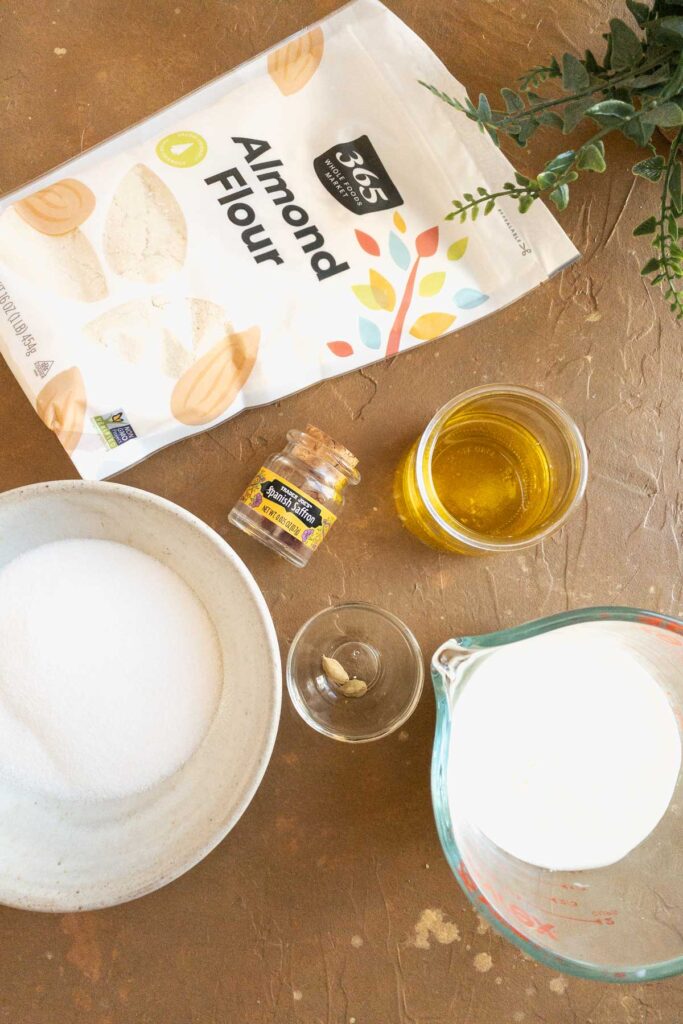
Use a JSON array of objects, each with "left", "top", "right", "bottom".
[{"left": 1, "top": 1, "right": 682, "bottom": 1021}]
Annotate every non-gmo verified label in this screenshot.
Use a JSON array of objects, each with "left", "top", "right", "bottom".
[{"left": 93, "top": 409, "right": 137, "bottom": 449}]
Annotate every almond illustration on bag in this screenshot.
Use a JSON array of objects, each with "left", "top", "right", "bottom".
[
  {"left": 267, "top": 27, "right": 324, "bottom": 95},
  {"left": 36, "top": 367, "right": 86, "bottom": 455},
  {"left": 15, "top": 179, "right": 96, "bottom": 236},
  {"left": 171, "top": 326, "right": 260, "bottom": 425},
  {"left": 0, "top": 182, "right": 106, "bottom": 303}
]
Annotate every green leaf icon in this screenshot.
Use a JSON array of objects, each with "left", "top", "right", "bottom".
[{"left": 447, "top": 238, "right": 468, "bottom": 261}]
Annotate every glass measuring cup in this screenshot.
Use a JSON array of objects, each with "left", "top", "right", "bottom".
[{"left": 432, "top": 607, "right": 683, "bottom": 982}]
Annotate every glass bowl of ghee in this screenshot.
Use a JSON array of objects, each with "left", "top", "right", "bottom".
[{"left": 394, "top": 384, "right": 588, "bottom": 555}]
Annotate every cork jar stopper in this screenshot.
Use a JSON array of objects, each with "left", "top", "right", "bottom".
[{"left": 306, "top": 424, "right": 359, "bottom": 469}]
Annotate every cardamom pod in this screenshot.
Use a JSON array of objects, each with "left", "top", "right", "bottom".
[
  {"left": 339, "top": 678, "right": 368, "bottom": 698},
  {"left": 321, "top": 655, "right": 349, "bottom": 685}
]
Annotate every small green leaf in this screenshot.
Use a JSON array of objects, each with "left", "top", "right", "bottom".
[
  {"left": 519, "top": 118, "right": 540, "bottom": 145},
  {"left": 484, "top": 199, "right": 495, "bottom": 215},
  {"left": 661, "top": 52, "right": 683, "bottom": 101},
  {"left": 562, "top": 52, "right": 590, "bottom": 91},
  {"left": 609, "top": 18, "right": 643, "bottom": 69},
  {"left": 501, "top": 88, "right": 525, "bottom": 113},
  {"left": 477, "top": 186, "right": 488, "bottom": 195},
  {"left": 471, "top": 205, "right": 479, "bottom": 221},
  {"left": 640, "top": 102, "right": 683, "bottom": 126},
  {"left": 633, "top": 216, "right": 657, "bottom": 235},
  {"left": 670, "top": 162, "right": 682, "bottom": 214},
  {"left": 625, "top": 0, "right": 650, "bottom": 27},
  {"left": 586, "top": 99, "right": 636, "bottom": 125},
  {"left": 576, "top": 141, "right": 607, "bottom": 172},
  {"left": 518, "top": 194, "right": 535, "bottom": 213},
  {"left": 546, "top": 150, "right": 575, "bottom": 174},
  {"left": 514, "top": 171, "right": 531, "bottom": 186},
  {"left": 549, "top": 184, "right": 570, "bottom": 211},
  {"left": 604, "top": 32, "right": 613, "bottom": 71},
  {"left": 584, "top": 48, "right": 603, "bottom": 74},
  {"left": 519, "top": 59, "right": 561, "bottom": 91},
  {"left": 641, "top": 257, "right": 661, "bottom": 275},
  {"left": 477, "top": 93, "right": 492, "bottom": 122},
  {"left": 668, "top": 215, "right": 679, "bottom": 240},
  {"left": 632, "top": 155, "right": 666, "bottom": 181},
  {"left": 629, "top": 67, "right": 670, "bottom": 88},
  {"left": 536, "top": 170, "right": 558, "bottom": 189},
  {"left": 648, "top": 16, "right": 683, "bottom": 50},
  {"left": 538, "top": 111, "right": 564, "bottom": 130},
  {"left": 561, "top": 98, "right": 593, "bottom": 134},
  {"left": 621, "top": 117, "right": 655, "bottom": 147},
  {"left": 420, "top": 82, "right": 466, "bottom": 112}
]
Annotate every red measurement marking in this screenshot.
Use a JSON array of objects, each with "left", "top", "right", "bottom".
[
  {"left": 550, "top": 897, "right": 579, "bottom": 907},
  {"left": 638, "top": 619, "right": 683, "bottom": 645},
  {"left": 540, "top": 910, "right": 616, "bottom": 925},
  {"left": 456, "top": 864, "right": 557, "bottom": 941}
]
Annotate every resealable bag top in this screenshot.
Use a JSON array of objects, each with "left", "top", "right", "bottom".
[{"left": 0, "top": 0, "right": 578, "bottom": 479}]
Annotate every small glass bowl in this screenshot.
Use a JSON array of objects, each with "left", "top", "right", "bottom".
[
  {"left": 286, "top": 602, "right": 424, "bottom": 742},
  {"left": 394, "top": 384, "right": 588, "bottom": 555}
]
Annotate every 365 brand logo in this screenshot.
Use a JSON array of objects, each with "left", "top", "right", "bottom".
[{"left": 314, "top": 135, "right": 403, "bottom": 215}]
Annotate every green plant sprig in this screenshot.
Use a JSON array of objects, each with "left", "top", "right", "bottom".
[
  {"left": 423, "top": 1, "right": 683, "bottom": 320},
  {"left": 637, "top": 123, "right": 683, "bottom": 316}
]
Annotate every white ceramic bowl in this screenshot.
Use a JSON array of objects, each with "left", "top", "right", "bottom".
[{"left": 0, "top": 480, "right": 280, "bottom": 911}]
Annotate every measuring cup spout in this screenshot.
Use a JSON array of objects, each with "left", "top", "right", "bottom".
[{"left": 431, "top": 639, "right": 476, "bottom": 695}]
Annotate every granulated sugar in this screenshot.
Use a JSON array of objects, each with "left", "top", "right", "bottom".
[{"left": 0, "top": 538, "right": 223, "bottom": 800}]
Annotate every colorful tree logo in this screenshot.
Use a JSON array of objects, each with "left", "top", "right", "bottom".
[{"left": 327, "top": 212, "right": 489, "bottom": 359}]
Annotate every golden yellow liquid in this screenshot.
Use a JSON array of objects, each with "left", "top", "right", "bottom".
[{"left": 395, "top": 409, "right": 554, "bottom": 552}]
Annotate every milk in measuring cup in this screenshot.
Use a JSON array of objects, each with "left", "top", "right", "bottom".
[{"left": 448, "top": 622, "right": 681, "bottom": 871}]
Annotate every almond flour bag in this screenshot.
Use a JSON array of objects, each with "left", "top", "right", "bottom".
[{"left": 0, "top": 0, "right": 577, "bottom": 480}]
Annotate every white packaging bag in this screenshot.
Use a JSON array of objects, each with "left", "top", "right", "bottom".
[{"left": 0, "top": 0, "right": 577, "bottom": 479}]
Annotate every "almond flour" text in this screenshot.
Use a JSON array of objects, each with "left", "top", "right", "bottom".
[{"left": 205, "top": 137, "right": 349, "bottom": 281}]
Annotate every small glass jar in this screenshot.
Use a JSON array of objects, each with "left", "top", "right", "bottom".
[
  {"left": 394, "top": 385, "right": 588, "bottom": 555},
  {"left": 229, "top": 425, "right": 360, "bottom": 568}
]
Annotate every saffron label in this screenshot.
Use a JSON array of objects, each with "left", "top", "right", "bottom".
[{"left": 238, "top": 467, "right": 336, "bottom": 550}]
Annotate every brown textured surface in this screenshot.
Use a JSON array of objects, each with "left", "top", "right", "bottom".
[{"left": 1, "top": 0, "right": 682, "bottom": 1021}]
